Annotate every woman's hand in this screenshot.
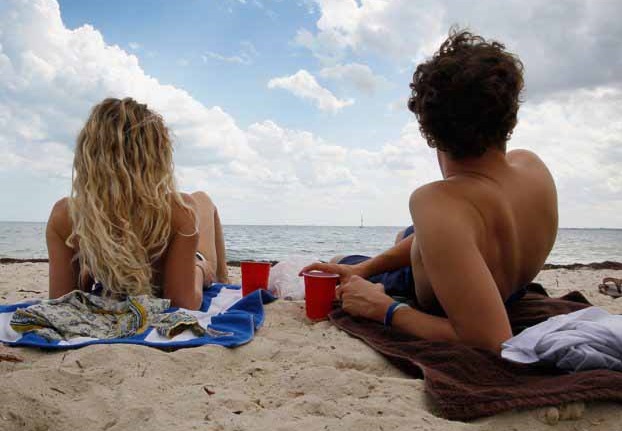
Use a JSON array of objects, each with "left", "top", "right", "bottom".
[
  {"left": 336, "top": 275, "right": 394, "bottom": 322},
  {"left": 299, "top": 262, "right": 365, "bottom": 284}
]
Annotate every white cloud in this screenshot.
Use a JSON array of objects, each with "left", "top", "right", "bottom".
[
  {"left": 246, "top": 120, "right": 356, "bottom": 187},
  {"left": 512, "top": 87, "right": 622, "bottom": 227},
  {"left": 201, "top": 119, "right": 436, "bottom": 225},
  {"left": 319, "top": 62, "right": 387, "bottom": 95},
  {"left": 299, "top": 0, "right": 622, "bottom": 96},
  {"left": 295, "top": 0, "right": 444, "bottom": 64},
  {"left": 202, "top": 41, "right": 258, "bottom": 65},
  {"left": 202, "top": 52, "right": 247, "bottom": 64},
  {"left": 128, "top": 42, "right": 140, "bottom": 51},
  {"left": 268, "top": 69, "right": 354, "bottom": 113}
]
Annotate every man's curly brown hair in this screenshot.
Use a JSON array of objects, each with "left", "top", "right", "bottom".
[{"left": 408, "top": 29, "right": 524, "bottom": 159}]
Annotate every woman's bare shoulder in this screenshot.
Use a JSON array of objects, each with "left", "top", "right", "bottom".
[
  {"left": 171, "top": 193, "right": 198, "bottom": 236},
  {"left": 47, "top": 197, "right": 73, "bottom": 240}
]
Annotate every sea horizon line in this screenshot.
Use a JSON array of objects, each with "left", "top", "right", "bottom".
[{"left": 0, "top": 221, "right": 621, "bottom": 230}]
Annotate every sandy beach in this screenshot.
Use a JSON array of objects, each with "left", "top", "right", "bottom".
[{"left": 0, "top": 263, "right": 621, "bottom": 431}]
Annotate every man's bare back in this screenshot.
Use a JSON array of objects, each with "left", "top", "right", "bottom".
[{"left": 411, "top": 149, "right": 558, "bottom": 310}]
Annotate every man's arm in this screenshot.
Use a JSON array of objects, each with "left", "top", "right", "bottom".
[
  {"left": 355, "top": 234, "right": 414, "bottom": 278},
  {"left": 300, "top": 233, "right": 414, "bottom": 282},
  {"left": 409, "top": 186, "right": 512, "bottom": 352},
  {"left": 336, "top": 275, "right": 460, "bottom": 342}
]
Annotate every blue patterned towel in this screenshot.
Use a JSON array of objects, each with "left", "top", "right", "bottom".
[{"left": 0, "top": 284, "right": 274, "bottom": 349}]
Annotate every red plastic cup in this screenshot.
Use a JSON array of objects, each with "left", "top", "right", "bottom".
[
  {"left": 302, "top": 271, "right": 339, "bottom": 320},
  {"left": 241, "top": 261, "right": 271, "bottom": 297}
]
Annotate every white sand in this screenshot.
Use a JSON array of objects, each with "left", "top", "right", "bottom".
[{"left": 0, "top": 263, "right": 621, "bottom": 431}]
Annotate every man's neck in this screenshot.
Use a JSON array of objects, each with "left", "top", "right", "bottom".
[{"left": 437, "top": 148, "right": 508, "bottom": 180}]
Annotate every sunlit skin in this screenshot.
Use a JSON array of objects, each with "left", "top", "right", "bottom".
[
  {"left": 47, "top": 191, "right": 229, "bottom": 310},
  {"left": 302, "top": 147, "right": 558, "bottom": 353}
]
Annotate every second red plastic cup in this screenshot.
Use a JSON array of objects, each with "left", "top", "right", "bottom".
[
  {"left": 241, "top": 261, "right": 271, "bottom": 297},
  {"left": 302, "top": 271, "right": 339, "bottom": 320}
]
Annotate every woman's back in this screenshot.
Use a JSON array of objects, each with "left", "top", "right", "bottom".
[
  {"left": 47, "top": 193, "right": 196, "bottom": 296},
  {"left": 47, "top": 98, "right": 228, "bottom": 309}
]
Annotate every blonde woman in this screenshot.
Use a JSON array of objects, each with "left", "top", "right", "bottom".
[{"left": 46, "top": 98, "right": 228, "bottom": 310}]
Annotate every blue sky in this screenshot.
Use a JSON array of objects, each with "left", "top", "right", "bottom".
[
  {"left": 58, "top": 0, "right": 409, "bottom": 147},
  {"left": 0, "top": 0, "right": 621, "bottom": 227}
]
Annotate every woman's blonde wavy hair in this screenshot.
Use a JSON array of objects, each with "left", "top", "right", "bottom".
[{"left": 67, "top": 97, "right": 195, "bottom": 297}]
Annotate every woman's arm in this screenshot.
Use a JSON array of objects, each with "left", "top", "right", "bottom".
[
  {"left": 47, "top": 198, "right": 77, "bottom": 298},
  {"left": 161, "top": 197, "right": 203, "bottom": 310}
]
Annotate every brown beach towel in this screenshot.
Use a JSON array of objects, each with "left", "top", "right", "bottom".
[{"left": 329, "top": 283, "right": 622, "bottom": 420}]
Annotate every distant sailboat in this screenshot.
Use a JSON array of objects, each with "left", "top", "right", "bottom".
[{"left": 360, "top": 212, "right": 364, "bottom": 228}]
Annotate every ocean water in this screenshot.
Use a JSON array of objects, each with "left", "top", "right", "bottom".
[{"left": 0, "top": 222, "right": 619, "bottom": 265}]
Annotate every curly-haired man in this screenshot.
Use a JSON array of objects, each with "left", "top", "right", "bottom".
[{"left": 302, "top": 29, "right": 558, "bottom": 353}]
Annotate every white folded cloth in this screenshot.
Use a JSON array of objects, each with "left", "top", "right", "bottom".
[{"left": 502, "top": 307, "right": 622, "bottom": 372}]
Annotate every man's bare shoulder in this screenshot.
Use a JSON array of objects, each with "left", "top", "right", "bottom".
[
  {"left": 410, "top": 181, "right": 482, "bottom": 227},
  {"left": 507, "top": 149, "right": 556, "bottom": 188},
  {"left": 409, "top": 183, "right": 485, "bottom": 264},
  {"left": 410, "top": 180, "right": 475, "bottom": 206},
  {"left": 507, "top": 149, "right": 546, "bottom": 167}
]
